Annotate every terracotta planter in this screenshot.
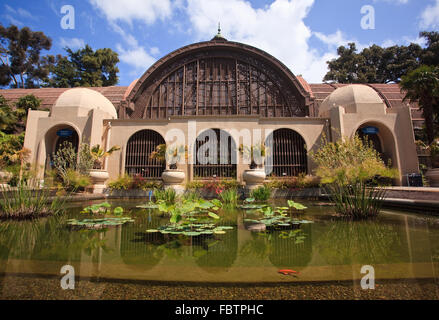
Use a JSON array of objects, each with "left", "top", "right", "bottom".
[
  {"left": 88, "top": 169, "right": 110, "bottom": 194},
  {"left": 425, "top": 168, "right": 439, "bottom": 187},
  {"left": 243, "top": 168, "right": 266, "bottom": 190}
]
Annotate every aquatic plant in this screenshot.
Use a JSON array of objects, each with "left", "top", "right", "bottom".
[
  {"left": 67, "top": 217, "right": 134, "bottom": 229},
  {"left": 244, "top": 201, "right": 312, "bottom": 230},
  {"left": 311, "top": 135, "right": 398, "bottom": 219},
  {"left": 154, "top": 188, "right": 178, "bottom": 204},
  {"left": 219, "top": 188, "right": 238, "bottom": 207},
  {"left": 81, "top": 202, "right": 124, "bottom": 216},
  {"left": 250, "top": 185, "right": 272, "bottom": 202},
  {"left": 0, "top": 183, "right": 66, "bottom": 220}
]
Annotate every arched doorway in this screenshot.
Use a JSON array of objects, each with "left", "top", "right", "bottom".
[
  {"left": 355, "top": 123, "right": 397, "bottom": 168},
  {"left": 265, "top": 129, "right": 308, "bottom": 177},
  {"left": 44, "top": 125, "right": 80, "bottom": 172},
  {"left": 125, "top": 130, "right": 166, "bottom": 178},
  {"left": 193, "top": 129, "right": 237, "bottom": 179}
]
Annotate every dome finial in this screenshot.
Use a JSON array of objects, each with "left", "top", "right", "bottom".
[{"left": 211, "top": 21, "right": 227, "bottom": 41}]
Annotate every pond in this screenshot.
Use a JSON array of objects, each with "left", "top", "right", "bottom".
[{"left": 0, "top": 199, "right": 438, "bottom": 287}]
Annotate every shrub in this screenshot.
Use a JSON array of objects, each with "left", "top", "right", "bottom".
[
  {"left": 264, "top": 175, "right": 320, "bottom": 190},
  {"left": 186, "top": 179, "right": 242, "bottom": 192},
  {"left": 154, "top": 188, "right": 178, "bottom": 204},
  {"left": 64, "top": 169, "right": 91, "bottom": 191},
  {"left": 250, "top": 185, "right": 272, "bottom": 202},
  {"left": 0, "top": 182, "right": 66, "bottom": 220},
  {"left": 219, "top": 189, "right": 238, "bottom": 207},
  {"left": 108, "top": 175, "right": 162, "bottom": 191},
  {"left": 311, "top": 135, "right": 398, "bottom": 219}
]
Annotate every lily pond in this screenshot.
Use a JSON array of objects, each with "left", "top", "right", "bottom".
[{"left": 0, "top": 199, "right": 439, "bottom": 286}]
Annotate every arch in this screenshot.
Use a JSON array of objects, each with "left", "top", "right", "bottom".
[
  {"left": 265, "top": 128, "right": 308, "bottom": 177},
  {"left": 124, "top": 41, "right": 311, "bottom": 119},
  {"left": 193, "top": 128, "right": 237, "bottom": 179},
  {"left": 125, "top": 130, "right": 166, "bottom": 178},
  {"left": 43, "top": 123, "right": 81, "bottom": 173},
  {"left": 353, "top": 120, "right": 400, "bottom": 170}
]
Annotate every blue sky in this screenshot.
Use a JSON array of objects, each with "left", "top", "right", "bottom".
[{"left": 1, "top": 0, "right": 438, "bottom": 85}]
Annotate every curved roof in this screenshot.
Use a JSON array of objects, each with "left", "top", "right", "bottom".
[
  {"left": 128, "top": 40, "right": 310, "bottom": 103},
  {"left": 123, "top": 40, "right": 312, "bottom": 119},
  {"left": 54, "top": 88, "right": 118, "bottom": 119},
  {"left": 319, "top": 84, "right": 384, "bottom": 116}
]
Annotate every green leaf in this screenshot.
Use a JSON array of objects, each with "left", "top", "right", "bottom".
[
  {"left": 113, "top": 207, "right": 124, "bottom": 215},
  {"left": 208, "top": 212, "right": 220, "bottom": 220}
]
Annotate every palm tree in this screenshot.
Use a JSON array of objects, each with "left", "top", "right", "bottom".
[
  {"left": 90, "top": 144, "right": 121, "bottom": 169},
  {"left": 400, "top": 65, "right": 439, "bottom": 144}
]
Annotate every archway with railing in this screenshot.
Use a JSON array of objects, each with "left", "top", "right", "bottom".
[
  {"left": 265, "top": 128, "right": 308, "bottom": 177},
  {"left": 193, "top": 129, "right": 237, "bottom": 179},
  {"left": 125, "top": 130, "right": 166, "bottom": 178}
]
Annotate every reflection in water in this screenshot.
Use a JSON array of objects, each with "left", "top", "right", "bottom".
[
  {"left": 269, "top": 224, "right": 313, "bottom": 269},
  {"left": 316, "top": 218, "right": 403, "bottom": 265},
  {"left": 194, "top": 228, "right": 238, "bottom": 273},
  {"left": 0, "top": 200, "right": 438, "bottom": 285}
]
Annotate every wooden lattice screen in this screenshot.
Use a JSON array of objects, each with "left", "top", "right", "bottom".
[
  {"left": 265, "top": 129, "right": 308, "bottom": 177},
  {"left": 125, "top": 130, "right": 166, "bottom": 178},
  {"left": 194, "top": 129, "right": 237, "bottom": 179}
]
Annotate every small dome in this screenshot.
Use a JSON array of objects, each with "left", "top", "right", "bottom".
[
  {"left": 319, "top": 85, "right": 384, "bottom": 117},
  {"left": 54, "top": 88, "right": 117, "bottom": 119}
]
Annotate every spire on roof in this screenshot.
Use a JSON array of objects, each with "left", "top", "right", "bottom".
[{"left": 211, "top": 22, "right": 227, "bottom": 41}]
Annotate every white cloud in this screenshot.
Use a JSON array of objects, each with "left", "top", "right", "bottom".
[
  {"left": 117, "top": 44, "right": 156, "bottom": 71},
  {"left": 185, "top": 0, "right": 353, "bottom": 83},
  {"left": 89, "top": 0, "right": 174, "bottom": 25},
  {"left": 150, "top": 47, "right": 160, "bottom": 55},
  {"left": 59, "top": 38, "right": 86, "bottom": 50},
  {"left": 420, "top": 0, "right": 439, "bottom": 28}
]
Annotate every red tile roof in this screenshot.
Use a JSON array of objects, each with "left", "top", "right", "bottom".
[{"left": 0, "top": 82, "right": 422, "bottom": 121}]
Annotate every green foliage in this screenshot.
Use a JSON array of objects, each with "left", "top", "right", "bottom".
[
  {"left": 264, "top": 175, "right": 320, "bottom": 190},
  {"left": 219, "top": 189, "right": 238, "bottom": 207},
  {"left": 51, "top": 141, "right": 93, "bottom": 190},
  {"left": 400, "top": 65, "right": 439, "bottom": 145},
  {"left": 0, "top": 132, "right": 24, "bottom": 169},
  {"left": 67, "top": 217, "right": 134, "bottom": 229},
  {"left": 250, "top": 185, "right": 272, "bottom": 202},
  {"left": 81, "top": 202, "right": 124, "bottom": 216},
  {"left": 47, "top": 45, "right": 119, "bottom": 87},
  {"left": 186, "top": 179, "right": 242, "bottom": 192},
  {"left": 0, "top": 182, "right": 66, "bottom": 220},
  {"left": 90, "top": 144, "right": 121, "bottom": 169},
  {"left": 14, "top": 95, "right": 41, "bottom": 131},
  {"left": 154, "top": 188, "right": 178, "bottom": 205},
  {"left": 107, "top": 175, "right": 162, "bottom": 191},
  {"left": 0, "top": 24, "right": 53, "bottom": 88},
  {"left": 311, "top": 135, "right": 398, "bottom": 219},
  {"left": 0, "top": 95, "right": 17, "bottom": 133}
]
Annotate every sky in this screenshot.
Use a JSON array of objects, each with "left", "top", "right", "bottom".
[{"left": 0, "top": 0, "right": 438, "bottom": 86}]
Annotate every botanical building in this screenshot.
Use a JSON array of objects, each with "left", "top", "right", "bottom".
[{"left": 0, "top": 33, "right": 421, "bottom": 187}]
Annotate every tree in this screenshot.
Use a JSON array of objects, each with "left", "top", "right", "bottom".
[
  {"left": 400, "top": 65, "right": 439, "bottom": 145},
  {"left": 420, "top": 31, "right": 439, "bottom": 66},
  {"left": 0, "top": 95, "right": 17, "bottom": 133},
  {"left": 47, "top": 45, "right": 119, "bottom": 87},
  {"left": 0, "top": 24, "right": 53, "bottom": 88},
  {"left": 324, "top": 43, "right": 422, "bottom": 84},
  {"left": 14, "top": 95, "right": 41, "bottom": 132}
]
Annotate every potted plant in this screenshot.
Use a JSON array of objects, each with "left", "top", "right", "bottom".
[
  {"left": 150, "top": 144, "right": 187, "bottom": 188},
  {"left": 421, "top": 139, "right": 439, "bottom": 187},
  {"left": 88, "top": 144, "right": 121, "bottom": 194},
  {"left": 240, "top": 143, "right": 267, "bottom": 190}
]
